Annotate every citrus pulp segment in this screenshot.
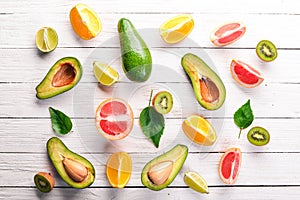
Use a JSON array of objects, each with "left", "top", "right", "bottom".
[
  {"left": 184, "top": 171, "right": 209, "bottom": 194},
  {"left": 93, "top": 61, "right": 119, "bottom": 86},
  {"left": 35, "top": 27, "right": 58, "bottom": 53}
]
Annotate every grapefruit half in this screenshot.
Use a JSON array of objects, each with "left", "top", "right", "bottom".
[
  {"left": 210, "top": 21, "right": 246, "bottom": 46},
  {"left": 95, "top": 98, "right": 134, "bottom": 140},
  {"left": 230, "top": 59, "right": 264, "bottom": 88},
  {"left": 218, "top": 147, "right": 242, "bottom": 184}
]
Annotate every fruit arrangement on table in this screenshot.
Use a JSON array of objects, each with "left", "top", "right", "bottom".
[{"left": 33, "top": 3, "right": 275, "bottom": 194}]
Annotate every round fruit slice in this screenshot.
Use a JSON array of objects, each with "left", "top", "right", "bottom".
[
  {"left": 69, "top": 3, "right": 102, "bottom": 40},
  {"left": 34, "top": 172, "right": 55, "bottom": 193},
  {"left": 159, "top": 14, "right": 194, "bottom": 44},
  {"left": 182, "top": 115, "right": 217, "bottom": 146},
  {"left": 256, "top": 40, "right": 278, "bottom": 62},
  {"left": 210, "top": 21, "right": 246, "bottom": 46},
  {"left": 184, "top": 171, "right": 209, "bottom": 194},
  {"left": 218, "top": 147, "right": 242, "bottom": 185},
  {"left": 35, "top": 27, "right": 58, "bottom": 53},
  {"left": 93, "top": 61, "right": 119, "bottom": 86},
  {"left": 247, "top": 126, "right": 270, "bottom": 146},
  {"left": 152, "top": 91, "right": 173, "bottom": 114},
  {"left": 95, "top": 98, "right": 134, "bottom": 140},
  {"left": 106, "top": 152, "right": 132, "bottom": 188},
  {"left": 230, "top": 59, "right": 264, "bottom": 88}
]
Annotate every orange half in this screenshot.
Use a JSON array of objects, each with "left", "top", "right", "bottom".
[
  {"left": 69, "top": 3, "right": 102, "bottom": 40},
  {"left": 159, "top": 14, "right": 194, "bottom": 44},
  {"left": 182, "top": 114, "right": 217, "bottom": 146},
  {"left": 106, "top": 152, "right": 132, "bottom": 188}
]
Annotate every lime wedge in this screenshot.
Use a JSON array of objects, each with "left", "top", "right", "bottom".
[
  {"left": 184, "top": 171, "right": 209, "bottom": 194},
  {"left": 93, "top": 61, "right": 119, "bottom": 86},
  {"left": 35, "top": 27, "right": 58, "bottom": 53}
]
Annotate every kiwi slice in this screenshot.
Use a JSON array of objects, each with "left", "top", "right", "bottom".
[
  {"left": 152, "top": 91, "right": 173, "bottom": 114},
  {"left": 256, "top": 40, "right": 277, "bottom": 62},
  {"left": 34, "top": 172, "right": 55, "bottom": 193},
  {"left": 247, "top": 126, "right": 270, "bottom": 146}
]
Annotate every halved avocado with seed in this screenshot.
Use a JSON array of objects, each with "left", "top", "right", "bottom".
[
  {"left": 47, "top": 137, "right": 95, "bottom": 189},
  {"left": 181, "top": 53, "right": 226, "bottom": 110},
  {"left": 141, "top": 144, "right": 188, "bottom": 191},
  {"left": 36, "top": 57, "right": 82, "bottom": 99}
]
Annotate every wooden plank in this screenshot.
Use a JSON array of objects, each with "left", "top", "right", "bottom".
[
  {"left": 0, "top": 13, "right": 299, "bottom": 48},
  {"left": 0, "top": 118, "right": 299, "bottom": 153},
  {"left": 1, "top": 48, "right": 299, "bottom": 83},
  {"left": 0, "top": 187, "right": 299, "bottom": 200},
  {"left": 1, "top": 152, "right": 300, "bottom": 186},
  {"left": 0, "top": 82, "right": 299, "bottom": 118},
  {"left": 1, "top": 0, "right": 299, "bottom": 14}
]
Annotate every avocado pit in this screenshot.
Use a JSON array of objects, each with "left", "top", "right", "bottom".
[
  {"left": 199, "top": 77, "right": 219, "bottom": 103},
  {"left": 52, "top": 63, "right": 76, "bottom": 87},
  {"left": 147, "top": 160, "right": 173, "bottom": 185},
  {"left": 62, "top": 157, "right": 88, "bottom": 182}
]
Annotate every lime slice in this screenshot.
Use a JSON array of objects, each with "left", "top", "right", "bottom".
[
  {"left": 184, "top": 171, "right": 209, "bottom": 194},
  {"left": 93, "top": 61, "right": 119, "bottom": 86},
  {"left": 35, "top": 27, "right": 58, "bottom": 53}
]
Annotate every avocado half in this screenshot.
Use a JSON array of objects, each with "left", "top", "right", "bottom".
[
  {"left": 47, "top": 137, "right": 95, "bottom": 189},
  {"left": 181, "top": 53, "right": 226, "bottom": 110},
  {"left": 36, "top": 57, "right": 82, "bottom": 99},
  {"left": 141, "top": 144, "right": 188, "bottom": 191}
]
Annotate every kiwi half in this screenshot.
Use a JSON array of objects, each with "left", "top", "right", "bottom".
[
  {"left": 152, "top": 91, "right": 173, "bottom": 114},
  {"left": 247, "top": 126, "right": 270, "bottom": 146},
  {"left": 34, "top": 172, "right": 55, "bottom": 193},
  {"left": 256, "top": 40, "right": 277, "bottom": 62}
]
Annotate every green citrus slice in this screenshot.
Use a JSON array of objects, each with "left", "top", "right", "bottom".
[
  {"left": 184, "top": 171, "right": 209, "bottom": 194},
  {"left": 35, "top": 27, "right": 58, "bottom": 53},
  {"left": 93, "top": 61, "right": 119, "bottom": 86}
]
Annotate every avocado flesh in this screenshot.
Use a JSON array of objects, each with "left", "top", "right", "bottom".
[
  {"left": 118, "top": 18, "right": 152, "bottom": 82},
  {"left": 36, "top": 57, "right": 82, "bottom": 99},
  {"left": 47, "top": 137, "right": 95, "bottom": 188},
  {"left": 141, "top": 144, "right": 188, "bottom": 191},
  {"left": 181, "top": 53, "right": 226, "bottom": 110}
]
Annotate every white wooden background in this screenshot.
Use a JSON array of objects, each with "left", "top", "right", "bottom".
[{"left": 1, "top": 0, "right": 300, "bottom": 199}]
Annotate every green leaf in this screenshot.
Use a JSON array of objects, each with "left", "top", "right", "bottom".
[
  {"left": 234, "top": 100, "right": 254, "bottom": 138},
  {"left": 49, "top": 107, "right": 72, "bottom": 135},
  {"left": 139, "top": 106, "right": 165, "bottom": 148}
]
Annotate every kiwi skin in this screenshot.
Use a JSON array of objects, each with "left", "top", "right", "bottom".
[
  {"left": 256, "top": 40, "right": 278, "bottom": 62},
  {"left": 34, "top": 172, "right": 55, "bottom": 193},
  {"left": 247, "top": 126, "right": 270, "bottom": 146}
]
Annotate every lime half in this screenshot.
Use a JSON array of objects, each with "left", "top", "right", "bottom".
[
  {"left": 93, "top": 61, "right": 119, "bottom": 86},
  {"left": 35, "top": 27, "right": 58, "bottom": 53},
  {"left": 184, "top": 171, "right": 209, "bottom": 194}
]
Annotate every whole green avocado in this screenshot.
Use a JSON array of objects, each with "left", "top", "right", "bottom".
[{"left": 118, "top": 18, "right": 152, "bottom": 82}]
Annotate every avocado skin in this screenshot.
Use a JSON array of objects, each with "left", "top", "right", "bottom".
[
  {"left": 141, "top": 144, "right": 188, "bottom": 191},
  {"left": 47, "top": 137, "right": 95, "bottom": 189},
  {"left": 118, "top": 18, "right": 152, "bottom": 82},
  {"left": 36, "top": 57, "right": 82, "bottom": 99},
  {"left": 181, "top": 53, "right": 226, "bottom": 110}
]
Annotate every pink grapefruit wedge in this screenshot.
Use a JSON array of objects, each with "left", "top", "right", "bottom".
[
  {"left": 210, "top": 21, "right": 246, "bottom": 46},
  {"left": 230, "top": 59, "right": 264, "bottom": 88},
  {"left": 95, "top": 98, "right": 134, "bottom": 140},
  {"left": 218, "top": 147, "right": 242, "bottom": 184}
]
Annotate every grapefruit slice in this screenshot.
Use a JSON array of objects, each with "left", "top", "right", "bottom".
[
  {"left": 210, "top": 21, "right": 246, "bottom": 46},
  {"left": 95, "top": 98, "right": 134, "bottom": 140},
  {"left": 230, "top": 59, "right": 264, "bottom": 88},
  {"left": 218, "top": 147, "right": 242, "bottom": 184}
]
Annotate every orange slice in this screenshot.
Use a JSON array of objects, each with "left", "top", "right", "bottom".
[
  {"left": 218, "top": 147, "right": 242, "bottom": 184},
  {"left": 210, "top": 21, "right": 246, "bottom": 46},
  {"left": 182, "top": 114, "right": 217, "bottom": 146},
  {"left": 159, "top": 14, "right": 194, "bottom": 44},
  {"left": 230, "top": 59, "right": 264, "bottom": 88},
  {"left": 106, "top": 152, "right": 132, "bottom": 188},
  {"left": 69, "top": 3, "right": 102, "bottom": 40}
]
